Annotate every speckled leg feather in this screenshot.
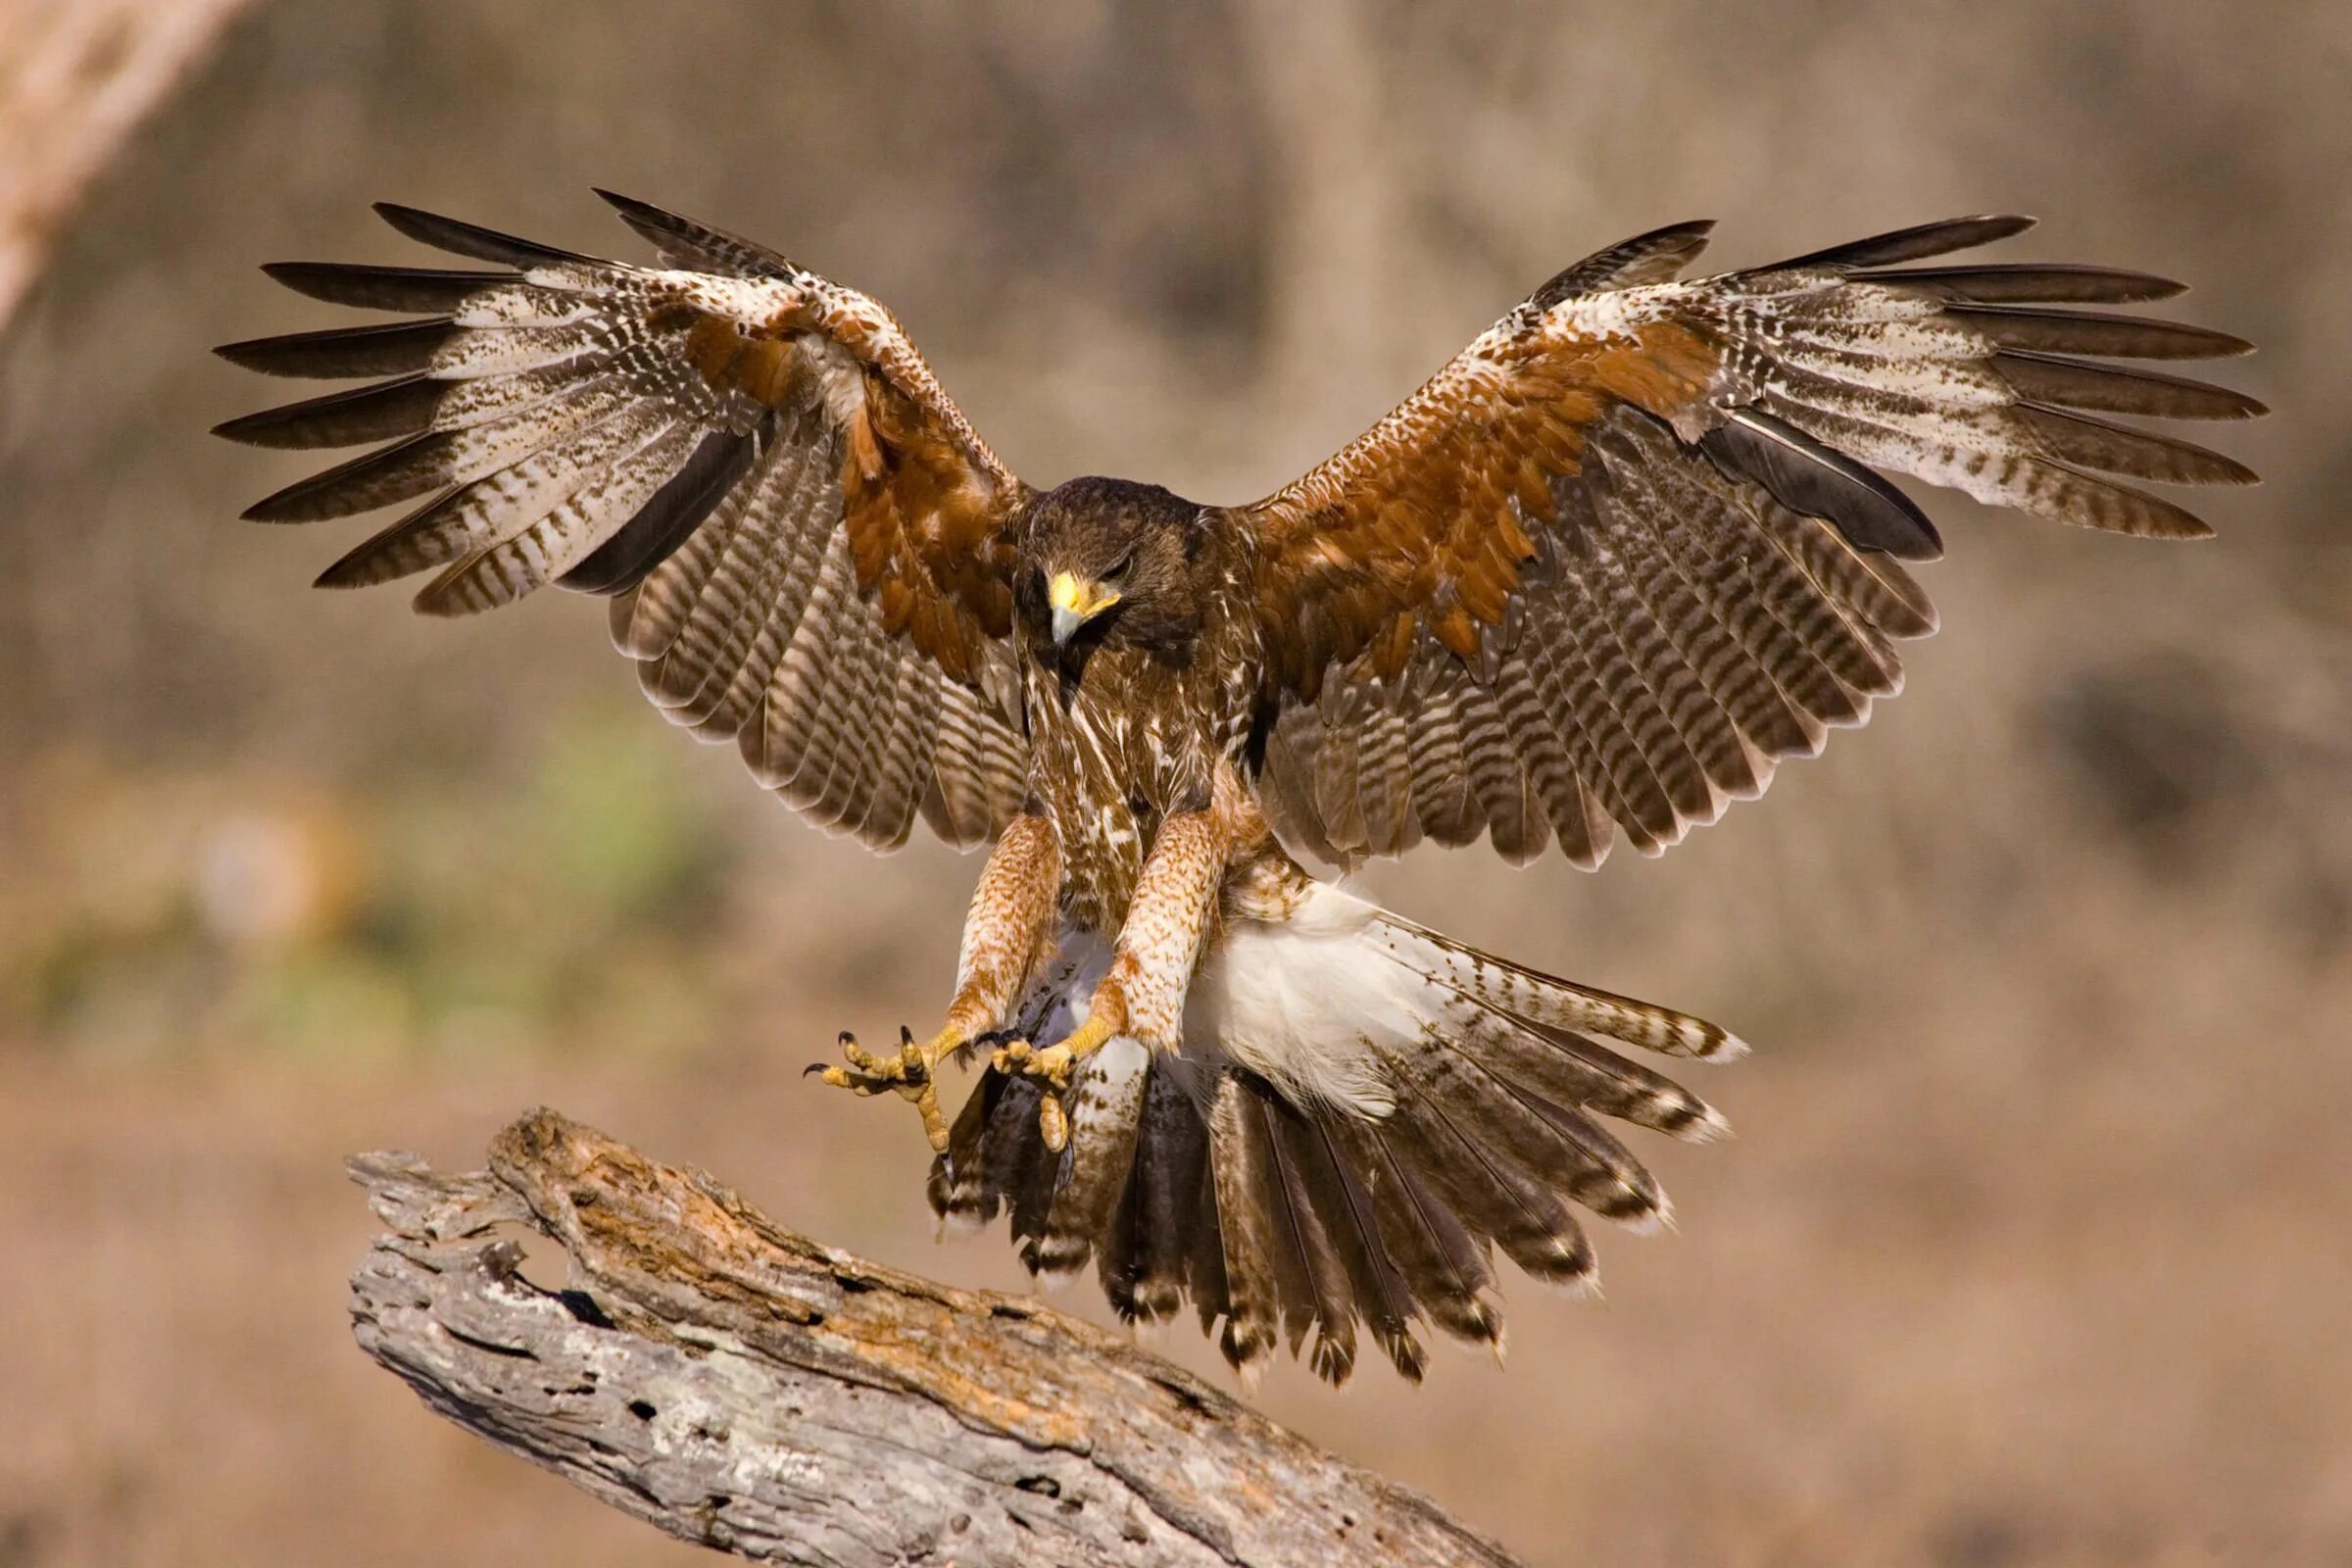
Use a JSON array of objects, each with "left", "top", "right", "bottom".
[
  {"left": 815, "top": 812, "right": 1062, "bottom": 1150},
  {"left": 996, "top": 806, "right": 1229, "bottom": 1151}
]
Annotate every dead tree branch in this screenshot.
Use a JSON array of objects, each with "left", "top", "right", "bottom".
[
  {"left": 0, "top": 0, "right": 256, "bottom": 327},
  {"left": 347, "top": 1108, "right": 1524, "bottom": 1568}
]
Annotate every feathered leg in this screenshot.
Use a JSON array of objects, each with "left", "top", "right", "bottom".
[
  {"left": 995, "top": 806, "right": 1228, "bottom": 1150},
  {"left": 815, "top": 811, "right": 1061, "bottom": 1149}
]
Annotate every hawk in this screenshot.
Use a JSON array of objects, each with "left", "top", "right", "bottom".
[{"left": 218, "top": 193, "right": 2261, "bottom": 1384}]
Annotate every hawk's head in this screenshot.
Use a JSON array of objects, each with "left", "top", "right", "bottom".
[{"left": 1015, "top": 476, "right": 1215, "bottom": 661}]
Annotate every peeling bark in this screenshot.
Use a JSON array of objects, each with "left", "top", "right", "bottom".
[{"left": 347, "top": 1108, "right": 1524, "bottom": 1567}]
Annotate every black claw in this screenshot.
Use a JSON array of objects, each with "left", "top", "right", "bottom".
[
  {"left": 900, "top": 1025, "right": 917, "bottom": 1048},
  {"left": 837, "top": 1030, "right": 857, "bottom": 1047},
  {"left": 802, "top": 1062, "right": 829, "bottom": 1077}
]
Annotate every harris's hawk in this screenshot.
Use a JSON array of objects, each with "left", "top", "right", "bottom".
[{"left": 219, "top": 195, "right": 2261, "bottom": 1383}]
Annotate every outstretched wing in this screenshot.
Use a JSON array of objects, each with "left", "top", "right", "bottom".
[
  {"left": 1240, "top": 217, "right": 2264, "bottom": 868},
  {"left": 217, "top": 193, "right": 1033, "bottom": 850}
]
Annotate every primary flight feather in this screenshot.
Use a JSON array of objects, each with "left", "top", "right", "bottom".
[{"left": 218, "top": 193, "right": 2261, "bottom": 1384}]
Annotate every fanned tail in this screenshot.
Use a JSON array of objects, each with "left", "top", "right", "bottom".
[{"left": 928, "top": 868, "right": 1737, "bottom": 1385}]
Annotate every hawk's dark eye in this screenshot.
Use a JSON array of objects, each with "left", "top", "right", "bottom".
[{"left": 1102, "top": 552, "right": 1134, "bottom": 586}]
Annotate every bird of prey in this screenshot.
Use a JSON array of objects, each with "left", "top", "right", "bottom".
[{"left": 217, "top": 193, "right": 2261, "bottom": 1384}]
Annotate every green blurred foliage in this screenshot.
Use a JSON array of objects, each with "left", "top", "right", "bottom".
[{"left": 3, "top": 701, "right": 732, "bottom": 1066}]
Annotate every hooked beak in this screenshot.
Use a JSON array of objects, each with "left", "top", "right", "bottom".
[{"left": 1048, "top": 571, "right": 1120, "bottom": 646}]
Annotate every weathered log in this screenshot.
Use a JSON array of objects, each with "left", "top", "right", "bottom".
[
  {"left": 0, "top": 0, "right": 259, "bottom": 326},
  {"left": 347, "top": 1108, "right": 1524, "bottom": 1567}
]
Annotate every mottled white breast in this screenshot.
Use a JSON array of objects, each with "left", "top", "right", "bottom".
[{"left": 1023, "top": 648, "right": 1224, "bottom": 932}]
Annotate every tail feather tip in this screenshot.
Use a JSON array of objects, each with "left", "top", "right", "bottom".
[
  {"left": 1677, "top": 1102, "right": 1736, "bottom": 1145},
  {"left": 1699, "top": 1027, "right": 1752, "bottom": 1062},
  {"left": 1552, "top": 1267, "right": 1603, "bottom": 1304},
  {"left": 1031, "top": 1261, "right": 1083, "bottom": 1293},
  {"left": 1614, "top": 1193, "right": 1675, "bottom": 1237}
]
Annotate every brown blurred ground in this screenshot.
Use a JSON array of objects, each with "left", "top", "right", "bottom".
[{"left": 2, "top": 3, "right": 2348, "bottom": 1564}]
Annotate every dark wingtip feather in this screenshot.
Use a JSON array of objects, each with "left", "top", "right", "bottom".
[
  {"left": 373, "top": 202, "right": 589, "bottom": 268},
  {"left": 213, "top": 318, "right": 455, "bottom": 378},
  {"left": 2015, "top": 403, "right": 2262, "bottom": 487},
  {"left": 211, "top": 375, "right": 441, "bottom": 450},
  {"left": 261, "top": 260, "right": 514, "bottom": 313},
  {"left": 591, "top": 186, "right": 665, "bottom": 224},
  {"left": 592, "top": 188, "right": 675, "bottom": 255},
  {"left": 1858, "top": 262, "right": 2189, "bottom": 305},
  {"left": 1992, "top": 351, "right": 2269, "bottom": 420},
  {"left": 1773, "top": 215, "right": 2036, "bottom": 271},
  {"left": 237, "top": 431, "right": 446, "bottom": 522},
  {"left": 592, "top": 187, "right": 797, "bottom": 279},
  {"left": 1947, "top": 305, "right": 2255, "bottom": 361}
]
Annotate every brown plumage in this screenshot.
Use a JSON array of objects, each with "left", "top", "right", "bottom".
[{"left": 218, "top": 193, "right": 2261, "bottom": 1385}]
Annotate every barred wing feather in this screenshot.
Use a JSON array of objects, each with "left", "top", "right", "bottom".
[
  {"left": 216, "top": 193, "right": 1033, "bottom": 850},
  {"left": 1242, "top": 215, "right": 2262, "bottom": 869}
]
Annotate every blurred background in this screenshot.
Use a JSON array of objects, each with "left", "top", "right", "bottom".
[{"left": 1, "top": 2, "right": 2345, "bottom": 1564}]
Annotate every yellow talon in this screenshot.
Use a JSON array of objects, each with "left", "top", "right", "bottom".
[
  {"left": 811, "top": 1024, "right": 962, "bottom": 1152},
  {"left": 991, "top": 1010, "right": 1118, "bottom": 1152},
  {"left": 1050, "top": 1012, "right": 1116, "bottom": 1079}
]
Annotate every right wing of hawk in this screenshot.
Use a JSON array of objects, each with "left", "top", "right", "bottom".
[
  {"left": 216, "top": 193, "right": 1033, "bottom": 850},
  {"left": 1240, "top": 217, "right": 2265, "bottom": 869}
]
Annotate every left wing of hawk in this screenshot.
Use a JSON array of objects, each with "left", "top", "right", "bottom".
[
  {"left": 1241, "top": 217, "right": 2263, "bottom": 868},
  {"left": 216, "top": 194, "right": 1034, "bottom": 850}
]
